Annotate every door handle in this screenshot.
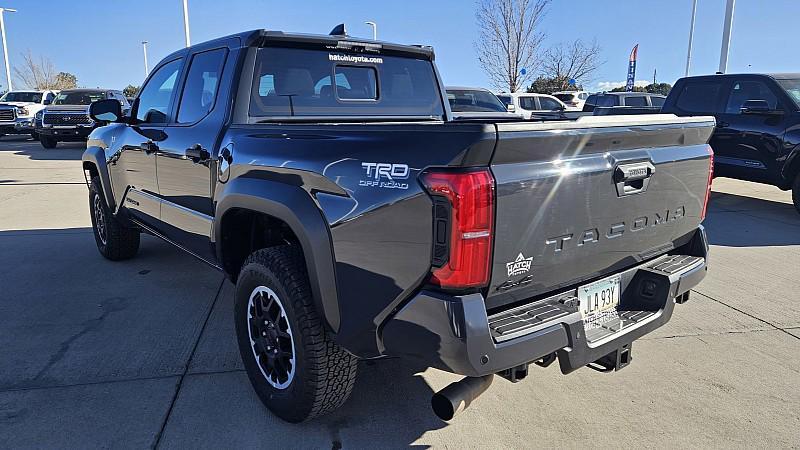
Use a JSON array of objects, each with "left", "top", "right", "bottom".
[
  {"left": 186, "top": 144, "right": 210, "bottom": 162},
  {"left": 140, "top": 141, "right": 158, "bottom": 154},
  {"left": 614, "top": 161, "right": 656, "bottom": 196},
  {"left": 717, "top": 121, "right": 730, "bottom": 128}
]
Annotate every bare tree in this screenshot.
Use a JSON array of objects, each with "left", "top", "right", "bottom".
[
  {"left": 475, "top": 0, "right": 550, "bottom": 93},
  {"left": 540, "top": 39, "right": 603, "bottom": 90},
  {"left": 13, "top": 50, "right": 77, "bottom": 90}
]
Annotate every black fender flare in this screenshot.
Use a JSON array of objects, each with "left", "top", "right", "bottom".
[
  {"left": 215, "top": 176, "right": 341, "bottom": 333},
  {"left": 82, "top": 146, "right": 116, "bottom": 210},
  {"left": 781, "top": 143, "right": 800, "bottom": 187}
]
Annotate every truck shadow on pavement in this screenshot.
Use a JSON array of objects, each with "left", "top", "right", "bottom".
[
  {"left": 310, "top": 358, "right": 447, "bottom": 447},
  {"left": 704, "top": 191, "right": 800, "bottom": 247},
  {"left": 0, "top": 136, "right": 84, "bottom": 161},
  {"left": 0, "top": 228, "right": 447, "bottom": 447}
]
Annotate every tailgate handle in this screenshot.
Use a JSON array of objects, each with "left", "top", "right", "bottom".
[{"left": 614, "top": 162, "right": 655, "bottom": 196}]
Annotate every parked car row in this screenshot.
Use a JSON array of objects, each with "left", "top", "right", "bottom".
[
  {"left": 0, "top": 88, "right": 130, "bottom": 148},
  {"left": 456, "top": 89, "right": 668, "bottom": 120},
  {"left": 583, "top": 92, "right": 665, "bottom": 112},
  {"left": 446, "top": 77, "right": 799, "bottom": 213}
]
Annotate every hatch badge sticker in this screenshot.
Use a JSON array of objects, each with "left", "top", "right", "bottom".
[{"left": 506, "top": 253, "right": 533, "bottom": 277}]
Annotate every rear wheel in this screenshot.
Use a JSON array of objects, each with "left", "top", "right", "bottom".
[
  {"left": 792, "top": 174, "right": 800, "bottom": 214},
  {"left": 89, "top": 177, "right": 140, "bottom": 260},
  {"left": 234, "top": 246, "right": 357, "bottom": 422},
  {"left": 40, "top": 136, "right": 57, "bottom": 149}
]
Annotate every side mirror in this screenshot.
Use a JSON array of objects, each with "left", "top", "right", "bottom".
[
  {"left": 89, "top": 99, "right": 123, "bottom": 123},
  {"left": 507, "top": 104, "right": 516, "bottom": 113},
  {"left": 741, "top": 99, "right": 781, "bottom": 115},
  {"left": 43, "top": 99, "right": 51, "bottom": 105}
]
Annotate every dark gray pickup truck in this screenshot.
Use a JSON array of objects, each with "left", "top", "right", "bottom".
[{"left": 82, "top": 28, "right": 715, "bottom": 422}]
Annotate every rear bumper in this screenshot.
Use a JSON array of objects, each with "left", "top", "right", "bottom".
[{"left": 382, "top": 226, "right": 708, "bottom": 377}]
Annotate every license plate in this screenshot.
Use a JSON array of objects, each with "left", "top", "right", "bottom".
[{"left": 579, "top": 276, "right": 621, "bottom": 320}]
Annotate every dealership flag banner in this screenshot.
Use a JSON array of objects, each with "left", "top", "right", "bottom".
[{"left": 625, "top": 44, "right": 639, "bottom": 92}]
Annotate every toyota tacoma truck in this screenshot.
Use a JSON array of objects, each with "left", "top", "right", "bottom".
[
  {"left": 82, "top": 27, "right": 715, "bottom": 423},
  {"left": 0, "top": 89, "right": 57, "bottom": 139}
]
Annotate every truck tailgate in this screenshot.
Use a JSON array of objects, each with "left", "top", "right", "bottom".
[{"left": 487, "top": 115, "right": 715, "bottom": 310}]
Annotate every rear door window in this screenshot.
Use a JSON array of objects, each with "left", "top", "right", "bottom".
[
  {"left": 624, "top": 96, "right": 648, "bottom": 107},
  {"left": 249, "top": 47, "right": 444, "bottom": 119},
  {"left": 650, "top": 96, "right": 665, "bottom": 107},
  {"left": 177, "top": 48, "right": 227, "bottom": 123},
  {"left": 539, "top": 97, "right": 562, "bottom": 110},
  {"left": 596, "top": 95, "right": 617, "bottom": 107},
  {"left": 675, "top": 80, "right": 723, "bottom": 114},
  {"left": 518, "top": 96, "right": 538, "bottom": 110},
  {"left": 724, "top": 80, "right": 778, "bottom": 114}
]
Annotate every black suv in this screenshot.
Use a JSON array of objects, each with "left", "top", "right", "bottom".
[
  {"left": 583, "top": 92, "right": 666, "bottom": 112},
  {"left": 661, "top": 73, "right": 800, "bottom": 213}
]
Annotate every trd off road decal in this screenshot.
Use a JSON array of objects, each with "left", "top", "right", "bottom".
[
  {"left": 506, "top": 253, "right": 533, "bottom": 277},
  {"left": 359, "top": 162, "right": 410, "bottom": 189}
]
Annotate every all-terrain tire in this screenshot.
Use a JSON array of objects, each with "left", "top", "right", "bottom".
[
  {"left": 793, "top": 173, "right": 800, "bottom": 215},
  {"left": 234, "top": 245, "right": 357, "bottom": 423},
  {"left": 89, "top": 177, "right": 140, "bottom": 260},
  {"left": 40, "top": 136, "right": 57, "bottom": 148}
]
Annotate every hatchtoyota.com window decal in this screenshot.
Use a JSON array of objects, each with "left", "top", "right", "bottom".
[{"left": 328, "top": 54, "right": 384, "bottom": 64}]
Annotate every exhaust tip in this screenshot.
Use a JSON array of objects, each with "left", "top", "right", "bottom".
[
  {"left": 431, "top": 392, "right": 459, "bottom": 421},
  {"left": 430, "top": 375, "right": 494, "bottom": 421}
]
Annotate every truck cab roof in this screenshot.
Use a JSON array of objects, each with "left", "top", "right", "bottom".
[
  {"left": 160, "top": 29, "right": 436, "bottom": 62},
  {"left": 677, "top": 73, "right": 800, "bottom": 81}
]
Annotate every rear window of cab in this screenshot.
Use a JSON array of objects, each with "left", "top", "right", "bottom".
[{"left": 249, "top": 47, "right": 445, "bottom": 119}]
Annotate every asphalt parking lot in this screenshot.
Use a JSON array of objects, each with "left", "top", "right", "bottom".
[{"left": 1, "top": 137, "right": 798, "bottom": 448}]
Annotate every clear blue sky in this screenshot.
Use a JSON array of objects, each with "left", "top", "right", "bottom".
[{"left": 0, "top": 0, "right": 796, "bottom": 92}]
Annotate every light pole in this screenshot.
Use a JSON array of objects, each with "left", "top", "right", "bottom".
[
  {"left": 141, "top": 41, "right": 149, "bottom": 77},
  {"left": 0, "top": 7, "right": 16, "bottom": 92},
  {"left": 718, "top": 0, "right": 735, "bottom": 74},
  {"left": 182, "top": 0, "right": 191, "bottom": 47},
  {"left": 365, "top": 21, "right": 377, "bottom": 40},
  {"left": 685, "top": 0, "right": 698, "bottom": 77}
]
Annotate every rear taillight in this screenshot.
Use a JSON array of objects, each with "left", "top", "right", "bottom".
[
  {"left": 701, "top": 145, "right": 714, "bottom": 221},
  {"left": 421, "top": 168, "right": 495, "bottom": 290}
]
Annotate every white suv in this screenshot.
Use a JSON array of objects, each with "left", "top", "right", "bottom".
[
  {"left": 0, "top": 90, "right": 57, "bottom": 139},
  {"left": 552, "top": 91, "right": 589, "bottom": 111}
]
